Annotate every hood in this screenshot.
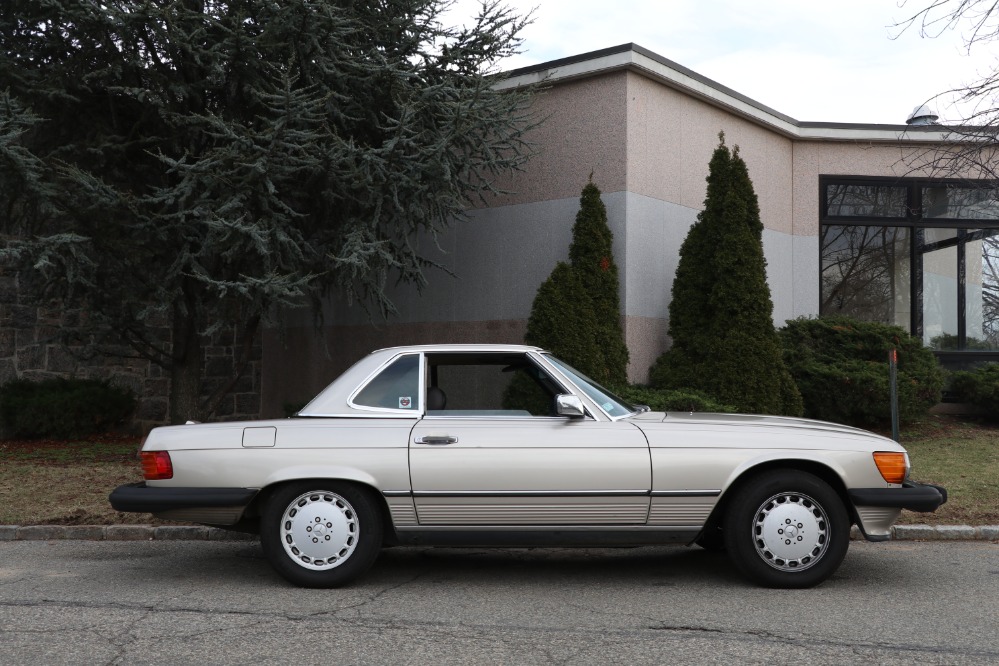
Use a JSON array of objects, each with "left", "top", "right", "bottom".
[{"left": 657, "top": 411, "right": 896, "bottom": 443}]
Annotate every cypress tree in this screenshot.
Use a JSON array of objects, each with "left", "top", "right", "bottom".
[
  {"left": 651, "top": 135, "right": 802, "bottom": 415},
  {"left": 524, "top": 262, "right": 601, "bottom": 371},
  {"left": 567, "top": 182, "right": 629, "bottom": 385},
  {"left": 520, "top": 181, "right": 629, "bottom": 386},
  {"left": 504, "top": 262, "right": 599, "bottom": 413}
]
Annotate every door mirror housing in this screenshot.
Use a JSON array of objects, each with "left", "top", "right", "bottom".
[{"left": 555, "top": 394, "right": 586, "bottom": 418}]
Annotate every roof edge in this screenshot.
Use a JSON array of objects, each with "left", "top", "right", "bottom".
[{"left": 498, "top": 44, "right": 956, "bottom": 143}]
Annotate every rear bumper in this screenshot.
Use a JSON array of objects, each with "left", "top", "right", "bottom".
[
  {"left": 109, "top": 483, "right": 258, "bottom": 525},
  {"left": 848, "top": 481, "right": 948, "bottom": 513}
]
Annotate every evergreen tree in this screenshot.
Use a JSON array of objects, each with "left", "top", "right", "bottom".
[
  {"left": 651, "top": 135, "right": 802, "bottom": 415},
  {"left": 524, "top": 262, "right": 601, "bottom": 371},
  {"left": 568, "top": 182, "right": 629, "bottom": 385},
  {"left": 0, "top": 1, "right": 536, "bottom": 422},
  {"left": 521, "top": 181, "right": 628, "bottom": 386},
  {"left": 505, "top": 261, "right": 600, "bottom": 413}
]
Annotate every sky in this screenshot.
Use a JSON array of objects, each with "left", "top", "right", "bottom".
[{"left": 443, "top": 0, "right": 999, "bottom": 125}]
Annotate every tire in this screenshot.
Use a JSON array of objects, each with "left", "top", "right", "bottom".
[
  {"left": 723, "top": 470, "right": 849, "bottom": 589},
  {"left": 260, "top": 481, "right": 383, "bottom": 588},
  {"left": 695, "top": 525, "right": 726, "bottom": 552}
]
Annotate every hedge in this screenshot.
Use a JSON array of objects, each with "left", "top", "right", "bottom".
[
  {"left": 778, "top": 316, "right": 943, "bottom": 426},
  {"left": 950, "top": 363, "right": 999, "bottom": 418},
  {"left": 0, "top": 377, "right": 136, "bottom": 439}
]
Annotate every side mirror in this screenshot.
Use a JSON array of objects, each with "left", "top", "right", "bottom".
[{"left": 555, "top": 394, "right": 586, "bottom": 418}]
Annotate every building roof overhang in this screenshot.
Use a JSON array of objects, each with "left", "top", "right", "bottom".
[{"left": 495, "top": 43, "right": 958, "bottom": 144}]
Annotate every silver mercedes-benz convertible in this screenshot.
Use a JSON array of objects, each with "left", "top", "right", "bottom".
[{"left": 111, "top": 344, "right": 945, "bottom": 588}]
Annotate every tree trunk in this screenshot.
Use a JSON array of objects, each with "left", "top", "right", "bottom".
[
  {"left": 169, "top": 345, "right": 202, "bottom": 424},
  {"left": 169, "top": 300, "right": 202, "bottom": 424}
]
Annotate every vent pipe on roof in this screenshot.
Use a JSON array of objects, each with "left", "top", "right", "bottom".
[{"left": 906, "top": 104, "right": 939, "bottom": 126}]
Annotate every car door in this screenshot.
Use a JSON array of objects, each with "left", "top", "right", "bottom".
[{"left": 408, "top": 351, "right": 651, "bottom": 526}]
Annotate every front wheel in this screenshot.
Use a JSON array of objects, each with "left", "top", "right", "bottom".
[
  {"left": 260, "top": 482, "right": 383, "bottom": 588},
  {"left": 723, "top": 470, "right": 849, "bottom": 588}
]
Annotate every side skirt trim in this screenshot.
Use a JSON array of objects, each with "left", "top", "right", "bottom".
[{"left": 390, "top": 526, "right": 699, "bottom": 547}]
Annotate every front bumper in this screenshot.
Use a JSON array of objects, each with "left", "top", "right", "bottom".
[
  {"left": 109, "top": 483, "right": 259, "bottom": 525},
  {"left": 848, "top": 480, "right": 948, "bottom": 513}
]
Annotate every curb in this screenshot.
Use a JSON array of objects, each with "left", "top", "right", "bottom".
[
  {"left": 0, "top": 524, "right": 996, "bottom": 542},
  {"left": 0, "top": 525, "right": 257, "bottom": 542},
  {"left": 850, "top": 524, "right": 999, "bottom": 541}
]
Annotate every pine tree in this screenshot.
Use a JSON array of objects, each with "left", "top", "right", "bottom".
[
  {"left": 524, "top": 262, "right": 601, "bottom": 371},
  {"left": 521, "top": 182, "right": 629, "bottom": 386},
  {"left": 0, "top": 1, "right": 536, "bottom": 422},
  {"left": 568, "top": 182, "right": 629, "bottom": 385},
  {"left": 651, "top": 135, "right": 802, "bottom": 415}
]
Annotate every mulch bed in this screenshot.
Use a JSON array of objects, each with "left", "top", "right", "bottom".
[{"left": 0, "top": 434, "right": 142, "bottom": 465}]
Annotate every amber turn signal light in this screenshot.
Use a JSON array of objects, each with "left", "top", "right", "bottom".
[
  {"left": 141, "top": 451, "right": 173, "bottom": 480},
  {"left": 873, "top": 452, "right": 908, "bottom": 484}
]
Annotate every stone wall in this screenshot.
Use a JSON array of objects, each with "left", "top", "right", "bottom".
[{"left": 0, "top": 271, "right": 262, "bottom": 435}]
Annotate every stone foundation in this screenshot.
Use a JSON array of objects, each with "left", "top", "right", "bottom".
[{"left": 0, "top": 271, "right": 262, "bottom": 434}]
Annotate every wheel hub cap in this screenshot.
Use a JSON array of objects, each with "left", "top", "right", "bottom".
[
  {"left": 753, "top": 491, "right": 829, "bottom": 572},
  {"left": 280, "top": 491, "right": 358, "bottom": 571}
]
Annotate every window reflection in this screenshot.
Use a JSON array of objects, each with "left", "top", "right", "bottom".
[
  {"left": 825, "top": 184, "right": 907, "bottom": 218},
  {"left": 820, "top": 179, "right": 999, "bottom": 356},
  {"left": 923, "top": 186, "right": 999, "bottom": 220},
  {"left": 922, "top": 243, "right": 958, "bottom": 349},
  {"left": 968, "top": 230, "right": 999, "bottom": 349},
  {"left": 820, "top": 226, "right": 910, "bottom": 326}
]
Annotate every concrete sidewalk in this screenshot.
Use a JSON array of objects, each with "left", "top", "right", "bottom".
[{"left": 1, "top": 524, "right": 997, "bottom": 541}]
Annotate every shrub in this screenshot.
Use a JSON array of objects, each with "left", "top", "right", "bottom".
[
  {"left": 0, "top": 377, "right": 137, "bottom": 439},
  {"left": 650, "top": 135, "right": 802, "bottom": 416},
  {"left": 524, "top": 261, "right": 600, "bottom": 371},
  {"left": 567, "top": 182, "right": 629, "bottom": 385},
  {"left": 778, "top": 316, "right": 944, "bottom": 426},
  {"left": 928, "top": 333, "right": 994, "bottom": 351},
  {"left": 950, "top": 363, "right": 999, "bottom": 417},
  {"left": 616, "top": 385, "right": 735, "bottom": 413},
  {"left": 523, "top": 181, "right": 629, "bottom": 387}
]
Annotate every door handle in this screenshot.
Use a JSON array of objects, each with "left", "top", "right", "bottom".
[{"left": 414, "top": 435, "right": 458, "bottom": 445}]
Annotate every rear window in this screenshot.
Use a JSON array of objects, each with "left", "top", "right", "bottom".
[{"left": 352, "top": 354, "right": 420, "bottom": 411}]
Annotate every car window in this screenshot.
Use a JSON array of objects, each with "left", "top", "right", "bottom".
[
  {"left": 352, "top": 354, "right": 420, "bottom": 411},
  {"left": 543, "top": 354, "right": 635, "bottom": 418},
  {"left": 425, "top": 353, "right": 563, "bottom": 417}
]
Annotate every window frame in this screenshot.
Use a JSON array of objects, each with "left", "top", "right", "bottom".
[
  {"left": 420, "top": 351, "right": 578, "bottom": 420},
  {"left": 347, "top": 352, "right": 425, "bottom": 415},
  {"left": 819, "top": 175, "right": 999, "bottom": 363}
]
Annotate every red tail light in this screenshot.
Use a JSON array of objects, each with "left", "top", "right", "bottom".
[{"left": 141, "top": 451, "right": 173, "bottom": 480}]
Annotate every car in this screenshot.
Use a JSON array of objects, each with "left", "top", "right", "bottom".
[{"left": 110, "top": 344, "right": 946, "bottom": 588}]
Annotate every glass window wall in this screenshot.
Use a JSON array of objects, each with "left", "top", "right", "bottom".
[{"left": 820, "top": 178, "right": 999, "bottom": 363}]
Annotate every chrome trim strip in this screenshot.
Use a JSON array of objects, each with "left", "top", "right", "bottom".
[
  {"left": 395, "top": 525, "right": 701, "bottom": 533},
  {"left": 249, "top": 487, "right": 714, "bottom": 499},
  {"left": 412, "top": 490, "right": 649, "bottom": 498},
  {"left": 420, "top": 415, "right": 568, "bottom": 420},
  {"left": 294, "top": 413, "right": 420, "bottom": 420}
]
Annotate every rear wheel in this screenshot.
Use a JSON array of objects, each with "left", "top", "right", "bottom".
[
  {"left": 260, "top": 482, "right": 382, "bottom": 588},
  {"left": 695, "top": 525, "right": 726, "bottom": 552},
  {"left": 723, "top": 470, "right": 849, "bottom": 588}
]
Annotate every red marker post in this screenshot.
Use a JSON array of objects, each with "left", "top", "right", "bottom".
[{"left": 889, "top": 348, "right": 899, "bottom": 442}]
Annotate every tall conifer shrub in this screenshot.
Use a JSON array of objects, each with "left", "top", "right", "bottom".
[
  {"left": 523, "top": 181, "right": 628, "bottom": 385},
  {"left": 650, "top": 135, "right": 802, "bottom": 415}
]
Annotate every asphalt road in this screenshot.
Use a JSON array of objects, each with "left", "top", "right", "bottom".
[{"left": 0, "top": 540, "right": 997, "bottom": 665}]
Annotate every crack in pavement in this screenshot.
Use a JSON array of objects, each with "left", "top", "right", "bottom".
[
  {"left": 646, "top": 623, "right": 999, "bottom": 660},
  {"left": 3, "top": 598, "right": 997, "bottom": 662}
]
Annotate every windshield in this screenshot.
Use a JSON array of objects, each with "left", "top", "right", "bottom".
[{"left": 543, "top": 354, "right": 636, "bottom": 418}]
